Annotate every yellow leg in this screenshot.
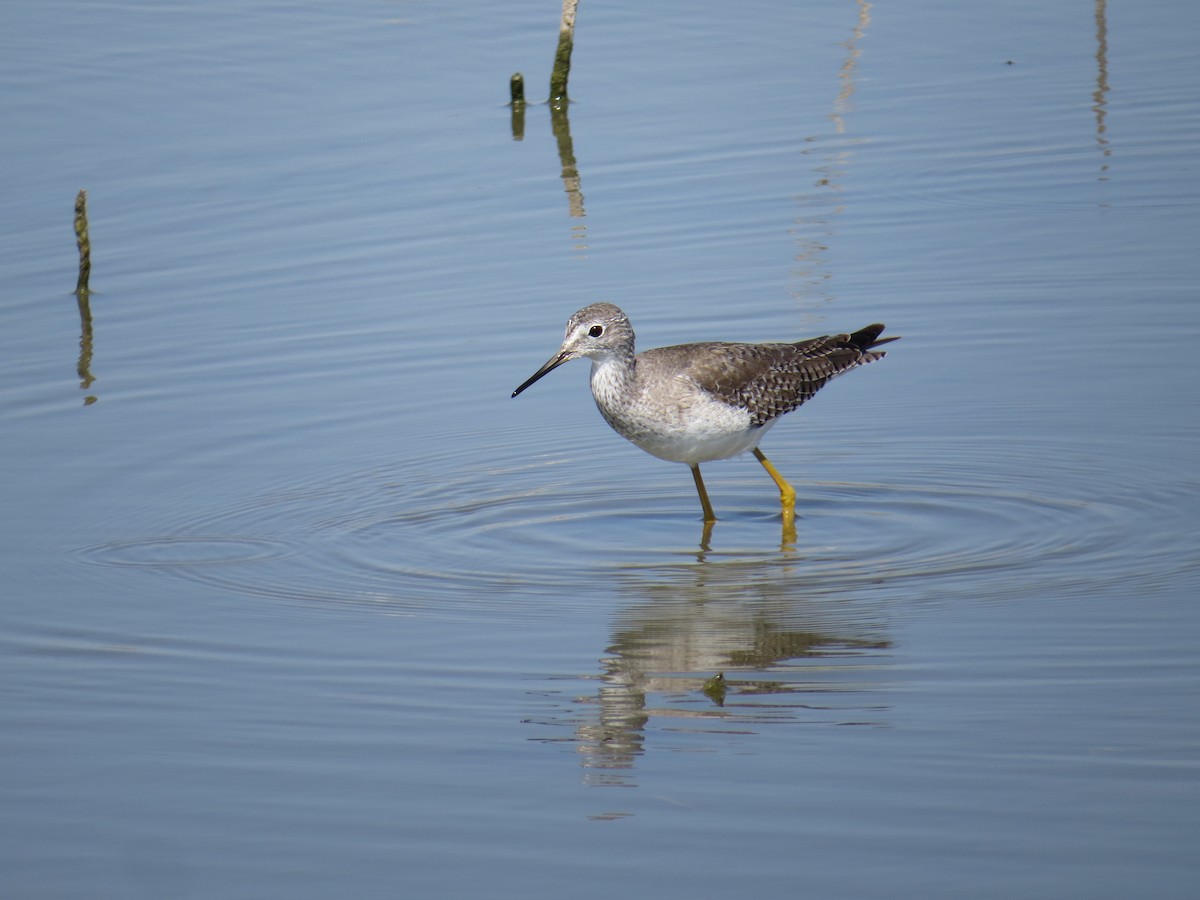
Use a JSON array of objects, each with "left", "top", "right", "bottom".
[
  {"left": 753, "top": 448, "right": 797, "bottom": 536},
  {"left": 690, "top": 464, "right": 717, "bottom": 523}
]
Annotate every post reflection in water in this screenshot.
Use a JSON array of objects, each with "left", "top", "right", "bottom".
[
  {"left": 1092, "top": 0, "right": 1112, "bottom": 182},
  {"left": 533, "top": 563, "right": 892, "bottom": 789},
  {"left": 75, "top": 289, "right": 98, "bottom": 406},
  {"left": 509, "top": 89, "right": 586, "bottom": 251},
  {"left": 790, "top": 0, "right": 871, "bottom": 311},
  {"left": 550, "top": 104, "right": 585, "bottom": 221}
]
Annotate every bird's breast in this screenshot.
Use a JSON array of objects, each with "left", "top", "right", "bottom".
[{"left": 589, "top": 362, "right": 765, "bottom": 465}]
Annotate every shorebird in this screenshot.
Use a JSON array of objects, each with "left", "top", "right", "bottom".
[{"left": 512, "top": 303, "right": 896, "bottom": 533}]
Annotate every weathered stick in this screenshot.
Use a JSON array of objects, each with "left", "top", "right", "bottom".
[
  {"left": 74, "top": 189, "right": 91, "bottom": 295},
  {"left": 510, "top": 72, "right": 525, "bottom": 106},
  {"left": 549, "top": 0, "right": 579, "bottom": 106}
]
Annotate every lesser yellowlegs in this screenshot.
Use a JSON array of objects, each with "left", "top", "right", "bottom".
[{"left": 512, "top": 303, "right": 896, "bottom": 531}]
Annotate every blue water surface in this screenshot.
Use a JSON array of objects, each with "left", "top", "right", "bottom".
[{"left": 2, "top": 1, "right": 1198, "bottom": 897}]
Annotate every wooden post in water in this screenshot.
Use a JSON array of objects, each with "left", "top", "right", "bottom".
[
  {"left": 510, "top": 72, "right": 527, "bottom": 141},
  {"left": 549, "top": 0, "right": 579, "bottom": 107},
  {"left": 74, "top": 189, "right": 91, "bottom": 295},
  {"left": 73, "top": 189, "right": 98, "bottom": 403}
]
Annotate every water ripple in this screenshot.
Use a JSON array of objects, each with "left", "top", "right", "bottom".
[
  {"left": 71, "top": 434, "right": 1193, "bottom": 620},
  {"left": 77, "top": 535, "right": 293, "bottom": 568}
]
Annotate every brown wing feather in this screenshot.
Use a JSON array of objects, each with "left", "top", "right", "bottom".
[{"left": 672, "top": 325, "right": 894, "bottom": 428}]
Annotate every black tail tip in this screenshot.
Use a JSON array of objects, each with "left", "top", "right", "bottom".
[{"left": 851, "top": 323, "right": 899, "bottom": 350}]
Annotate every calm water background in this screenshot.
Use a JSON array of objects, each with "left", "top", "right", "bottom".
[{"left": 3, "top": 1, "right": 1199, "bottom": 897}]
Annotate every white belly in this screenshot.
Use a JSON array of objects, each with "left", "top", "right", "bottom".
[
  {"left": 623, "top": 417, "right": 777, "bottom": 465},
  {"left": 590, "top": 362, "right": 776, "bottom": 466}
]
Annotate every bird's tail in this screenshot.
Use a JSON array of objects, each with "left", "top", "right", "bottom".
[
  {"left": 847, "top": 324, "right": 898, "bottom": 367},
  {"left": 849, "top": 323, "right": 899, "bottom": 353}
]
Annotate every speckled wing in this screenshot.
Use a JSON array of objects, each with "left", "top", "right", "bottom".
[{"left": 668, "top": 324, "right": 895, "bottom": 428}]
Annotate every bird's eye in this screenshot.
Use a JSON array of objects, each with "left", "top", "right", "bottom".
[{"left": 588, "top": 325, "right": 604, "bottom": 337}]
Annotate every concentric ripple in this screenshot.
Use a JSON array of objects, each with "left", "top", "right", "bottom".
[
  {"left": 77, "top": 535, "right": 293, "bottom": 568},
  {"left": 73, "top": 435, "right": 1195, "bottom": 619}
]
